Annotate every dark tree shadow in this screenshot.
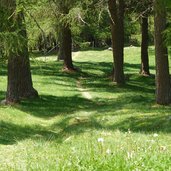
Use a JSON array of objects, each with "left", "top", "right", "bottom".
[
  {"left": 106, "top": 114, "right": 171, "bottom": 133},
  {"left": 17, "top": 95, "right": 95, "bottom": 118},
  {"left": 0, "top": 121, "right": 58, "bottom": 145}
]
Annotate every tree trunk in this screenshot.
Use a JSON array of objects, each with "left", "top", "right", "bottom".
[
  {"left": 18, "top": 51, "right": 38, "bottom": 99},
  {"left": 154, "top": 0, "right": 171, "bottom": 105},
  {"left": 17, "top": 12, "right": 38, "bottom": 99},
  {"left": 6, "top": 55, "right": 20, "bottom": 104},
  {"left": 61, "top": 25, "right": 74, "bottom": 71},
  {"left": 108, "top": 0, "right": 125, "bottom": 85},
  {"left": 5, "top": 9, "right": 38, "bottom": 104},
  {"left": 140, "top": 16, "right": 150, "bottom": 76},
  {"left": 57, "top": 31, "right": 65, "bottom": 61}
]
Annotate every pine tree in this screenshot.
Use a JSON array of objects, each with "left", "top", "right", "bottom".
[{"left": 0, "top": 0, "right": 38, "bottom": 104}]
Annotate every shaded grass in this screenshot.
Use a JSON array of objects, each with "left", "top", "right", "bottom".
[{"left": 0, "top": 47, "right": 171, "bottom": 170}]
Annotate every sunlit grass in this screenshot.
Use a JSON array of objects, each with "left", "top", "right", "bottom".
[{"left": 0, "top": 47, "right": 171, "bottom": 170}]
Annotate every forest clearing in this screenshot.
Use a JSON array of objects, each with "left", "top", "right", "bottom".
[
  {"left": 0, "top": 49, "right": 171, "bottom": 170},
  {"left": 1, "top": 0, "right": 171, "bottom": 170}
]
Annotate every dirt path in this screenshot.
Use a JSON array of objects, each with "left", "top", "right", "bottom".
[
  {"left": 73, "top": 52, "right": 92, "bottom": 100},
  {"left": 77, "top": 79, "right": 92, "bottom": 100}
]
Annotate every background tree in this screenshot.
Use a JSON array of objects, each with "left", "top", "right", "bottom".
[
  {"left": 51, "top": 0, "right": 82, "bottom": 71},
  {"left": 126, "top": 0, "right": 153, "bottom": 76},
  {"left": 139, "top": 0, "right": 153, "bottom": 76},
  {"left": 108, "top": 0, "right": 125, "bottom": 84},
  {"left": 140, "top": 15, "right": 150, "bottom": 76}
]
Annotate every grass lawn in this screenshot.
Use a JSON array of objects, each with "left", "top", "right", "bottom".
[{"left": 0, "top": 47, "right": 171, "bottom": 170}]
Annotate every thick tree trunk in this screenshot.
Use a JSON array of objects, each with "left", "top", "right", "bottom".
[
  {"left": 17, "top": 12, "right": 38, "bottom": 99},
  {"left": 5, "top": 10, "right": 38, "bottom": 104},
  {"left": 154, "top": 0, "right": 171, "bottom": 105},
  {"left": 108, "top": 0, "right": 125, "bottom": 85},
  {"left": 18, "top": 52, "right": 38, "bottom": 99},
  {"left": 140, "top": 16, "right": 150, "bottom": 76},
  {"left": 6, "top": 52, "right": 38, "bottom": 104}
]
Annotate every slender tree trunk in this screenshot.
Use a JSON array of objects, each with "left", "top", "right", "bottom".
[
  {"left": 57, "top": 3, "right": 75, "bottom": 71},
  {"left": 154, "top": 0, "right": 171, "bottom": 105},
  {"left": 140, "top": 16, "right": 150, "bottom": 76},
  {"left": 62, "top": 25, "right": 74, "bottom": 71},
  {"left": 108, "top": 0, "right": 125, "bottom": 85}
]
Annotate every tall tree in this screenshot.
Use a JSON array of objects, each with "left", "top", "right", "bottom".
[
  {"left": 58, "top": 22, "right": 74, "bottom": 70},
  {"left": 52, "top": 0, "right": 78, "bottom": 71},
  {"left": 127, "top": 0, "right": 152, "bottom": 76},
  {"left": 154, "top": 0, "right": 171, "bottom": 105},
  {"left": 0, "top": 0, "right": 38, "bottom": 104},
  {"left": 108, "top": 0, "right": 125, "bottom": 84}
]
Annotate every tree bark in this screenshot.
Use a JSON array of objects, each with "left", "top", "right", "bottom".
[
  {"left": 108, "top": 0, "right": 125, "bottom": 85},
  {"left": 140, "top": 16, "right": 150, "bottom": 76},
  {"left": 57, "top": 31, "right": 65, "bottom": 61},
  {"left": 57, "top": 3, "right": 74, "bottom": 71},
  {"left": 3, "top": 0, "right": 19, "bottom": 104},
  {"left": 62, "top": 25, "right": 74, "bottom": 71},
  {"left": 5, "top": 6, "right": 38, "bottom": 104},
  {"left": 17, "top": 12, "right": 38, "bottom": 99},
  {"left": 154, "top": 0, "right": 171, "bottom": 105},
  {"left": 18, "top": 51, "right": 38, "bottom": 99},
  {"left": 6, "top": 55, "right": 20, "bottom": 104}
]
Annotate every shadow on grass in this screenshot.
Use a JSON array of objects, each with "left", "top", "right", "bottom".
[
  {"left": 0, "top": 121, "right": 58, "bottom": 145},
  {"left": 49, "top": 113, "right": 171, "bottom": 136},
  {"left": 107, "top": 114, "right": 171, "bottom": 133},
  {"left": 17, "top": 95, "right": 95, "bottom": 118},
  {"left": 124, "top": 63, "right": 155, "bottom": 72},
  {"left": 15, "top": 92, "right": 171, "bottom": 138},
  {"left": 1, "top": 53, "right": 171, "bottom": 146},
  {"left": 47, "top": 95, "right": 171, "bottom": 136}
]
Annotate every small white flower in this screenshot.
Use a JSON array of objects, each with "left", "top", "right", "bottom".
[
  {"left": 127, "top": 151, "right": 134, "bottom": 159},
  {"left": 98, "top": 138, "right": 104, "bottom": 143},
  {"left": 153, "top": 133, "right": 158, "bottom": 137},
  {"left": 106, "top": 149, "right": 111, "bottom": 154}
]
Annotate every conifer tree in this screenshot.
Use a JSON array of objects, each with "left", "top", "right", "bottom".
[{"left": 0, "top": 0, "right": 38, "bottom": 104}]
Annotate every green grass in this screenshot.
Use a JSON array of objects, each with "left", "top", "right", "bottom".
[{"left": 0, "top": 47, "right": 171, "bottom": 171}]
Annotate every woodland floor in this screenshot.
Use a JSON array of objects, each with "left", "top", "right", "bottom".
[{"left": 0, "top": 47, "right": 171, "bottom": 170}]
